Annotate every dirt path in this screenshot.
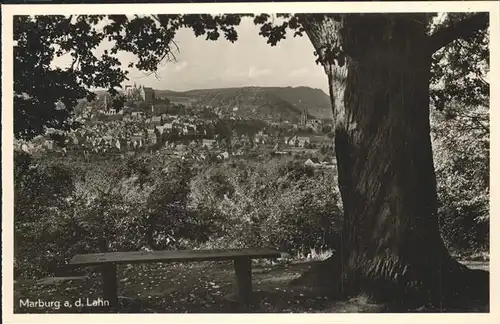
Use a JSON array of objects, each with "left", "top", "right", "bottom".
[{"left": 14, "top": 260, "right": 489, "bottom": 313}]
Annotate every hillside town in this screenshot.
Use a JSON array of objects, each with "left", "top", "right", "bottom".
[{"left": 16, "top": 83, "right": 336, "bottom": 167}]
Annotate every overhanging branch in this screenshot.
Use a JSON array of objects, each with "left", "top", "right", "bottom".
[{"left": 429, "top": 12, "right": 489, "bottom": 54}]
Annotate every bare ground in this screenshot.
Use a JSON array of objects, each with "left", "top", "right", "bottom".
[{"left": 13, "top": 260, "right": 489, "bottom": 313}]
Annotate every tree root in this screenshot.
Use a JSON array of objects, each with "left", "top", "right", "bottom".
[
  {"left": 289, "top": 255, "right": 345, "bottom": 298},
  {"left": 437, "top": 259, "right": 489, "bottom": 310},
  {"left": 289, "top": 254, "right": 489, "bottom": 311}
]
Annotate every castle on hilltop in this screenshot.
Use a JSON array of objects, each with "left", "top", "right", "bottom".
[{"left": 124, "top": 83, "right": 155, "bottom": 105}]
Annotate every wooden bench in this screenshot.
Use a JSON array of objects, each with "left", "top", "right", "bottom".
[
  {"left": 69, "top": 248, "right": 280, "bottom": 310},
  {"left": 36, "top": 266, "right": 98, "bottom": 286}
]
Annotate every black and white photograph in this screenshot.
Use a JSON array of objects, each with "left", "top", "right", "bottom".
[{"left": 2, "top": 1, "right": 497, "bottom": 318}]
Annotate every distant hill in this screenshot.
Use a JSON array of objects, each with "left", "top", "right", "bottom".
[{"left": 155, "top": 86, "right": 332, "bottom": 122}]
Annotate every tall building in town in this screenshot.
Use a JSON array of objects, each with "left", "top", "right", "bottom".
[
  {"left": 139, "top": 85, "right": 155, "bottom": 105},
  {"left": 300, "top": 102, "right": 308, "bottom": 126}
]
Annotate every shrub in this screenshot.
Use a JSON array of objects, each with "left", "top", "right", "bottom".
[
  {"left": 14, "top": 152, "right": 208, "bottom": 278},
  {"left": 14, "top": 150, "right": 78, "bottom": 278},
  {"left": 144, "top": 158, "right": 213, "bottom": 249},
  {"left": 189, "top": 158, "right": 343, "bottom": 253}
]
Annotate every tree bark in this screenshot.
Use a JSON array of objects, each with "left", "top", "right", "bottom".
[{"left": 298, "top": 14, "right": 488, "bottom": 308}]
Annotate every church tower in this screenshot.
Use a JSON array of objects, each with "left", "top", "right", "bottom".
[{"left": 301, "top": 104, "right": 308, "bottom": 126}]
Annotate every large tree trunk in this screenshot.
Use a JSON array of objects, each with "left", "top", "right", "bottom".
[{"left": 297, "top": 14, "right": 488, "bottom": 308}]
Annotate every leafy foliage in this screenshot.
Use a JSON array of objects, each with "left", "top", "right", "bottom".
[
  {"left": 432, "top": 103, "right": 489, "bottom": 253},
  {"left": 189, "top": 158, "right": 342, "bottom": 252},
  {"left": 15, "top": 15, "right": 120, "bottom": 138},
  {"left": 14, "top": 151, "right": 78, "bottom": 277},
  {"left": 14, "top": 153, "right": 343, "bottom": 278},
  {"left": 430, "top": 13, "right": 489, "bottom": 111}
]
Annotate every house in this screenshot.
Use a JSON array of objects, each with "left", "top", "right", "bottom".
[
  {"left": 151, "top": 116, "right": 162, "bottom": 125},
  {"left": 115, "top": 139, "right": 122, "bottom": 151},
  {"left": 19, "top": 142, "right": 33, "bottom": 153},
  {"left": 156, "top": 125, "right": 166, "bottom": 135},
  {"left": 83, "top": 106, "right": 93, "bottom": 118},
  {"left": 320, "top": 159, "right": 336, "bottom": 168},
  {"left": 218, "top": 151, "right": 230, "bottom": 159},
  {"left": 146, "top": 128, "right": 155, "bottom": 138},
  {"left": 255, "top": 131, "right": 269, "bottom": 144},
  {"left": 297, "top": 136, "right": 310, "bottom": 148},
  {"left": 130, "top": 135, "right": 144, "bottom": 148},
  {"left": 103, "top": 135, "right": 114, "bottom": 146},
  {"left": 305, "top": 157, "right": 321, "bottom": 166},
  {"left": 175, "top": 144, "right": 187, "bottom": 152},
  {"left": 165, "top": 142, "right": 176, "bottom": 149},
  {"left": 202, "top": 139, "right": 215, "bottom": 149},
  {"left": 123, "top": 105, "right": 135, "bottom": 114},
  {"left": 183, "top": 125, "right": 196, "bottom": 136},
  {"left": 285, "top": 135, "right": 298, "bottom": 146},
  {"left": 309, "top": 135, "right": 327, "bottom": 147}
]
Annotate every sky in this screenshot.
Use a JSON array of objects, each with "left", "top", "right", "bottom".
[
  {"left": 52, "top": 17, "right": 329, "bottom": 94},
  {"left": 50, "top": 13, "right": 480, "bottom": 95}
]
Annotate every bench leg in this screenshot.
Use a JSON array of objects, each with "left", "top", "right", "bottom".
[
  {"left": 233, "top": 257, "right": 252, "bottom": 305},
  {"left": 100, "top": 264, "right": 118, "bottom": 311}
]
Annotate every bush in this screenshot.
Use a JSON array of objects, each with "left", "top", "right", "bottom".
[
  {"left": 15, "top": 152, "right": 344, "bottom": 279},
  {"left": 15, "top": 150, "right": 78, "bottom": 278},
  {"left": 14, "top": 153, "right": 152, "bottom": 278},
  {"left": 14, "top": 153, "right": 211, "bottom": 278},
  {"left": 144, "top": 158, "right": 213, "bottom": 249},
  {"left": 189, "top": 158, "right": 343, "bottom": 253}
]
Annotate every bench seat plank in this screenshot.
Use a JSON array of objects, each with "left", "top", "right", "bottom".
[{"left": 69, "top": 248, "right": 280, "bottom": 266}]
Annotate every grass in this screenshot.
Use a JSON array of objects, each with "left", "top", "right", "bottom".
[{"left": 13, "top": 259, "right": 489, "bottom": 314}]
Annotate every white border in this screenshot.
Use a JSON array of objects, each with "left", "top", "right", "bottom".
[{"left": 2, "top": 2, "right": 499, "bottom": 324}]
